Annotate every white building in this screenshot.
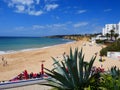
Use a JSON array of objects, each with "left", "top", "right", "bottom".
[
  {"left": 91, "top": 35, "right": 107, "bottom": 43},
  {"left": 91, "top": 22, "right": 120, "bottom": 43},
  {"left": 102, "top": 22, "right": 120, "bottom": 37}
]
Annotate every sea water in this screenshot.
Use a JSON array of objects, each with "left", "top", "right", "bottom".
[{"left": 0, "top": 37, "right": 72, "bottom": 54}]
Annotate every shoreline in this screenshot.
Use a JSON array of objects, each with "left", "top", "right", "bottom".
[
  {"left": 0, "top": 40, "right": 75, "bottom": 55},
  {"left": 0, "top": 40, "right": 120, "bottom": 81},
  {"left": 0, "top": 40, "right": 78, "bottom": 81}
]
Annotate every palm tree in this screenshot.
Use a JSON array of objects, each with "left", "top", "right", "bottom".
[
  {"left": 42, "top": 48, "right": 97, "bottom": 90},
  {"left": 110, "top": 29, "right": 115, "bottom": 40},
  {"left": 105, "top": 33, "right": 110, "bottom": 40},
  {"left": 114, "top": 33, "right": 119, "bottom": 41}
]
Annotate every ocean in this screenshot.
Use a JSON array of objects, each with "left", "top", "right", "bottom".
[{"left": 0, "top": 37, "right": 72, "bottom": 54}]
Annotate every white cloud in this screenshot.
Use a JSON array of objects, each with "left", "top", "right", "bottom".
[
  {"left": 15, "top": 26, "right": 26, "bottom": 31},
  {"left": 36, "top": 0, "right": 40, "bottom": 4},
  {"left": 104, "top": 9, "right": 112, "bottom": 12},
  {"left": 15, "top": 5, "right": 25, "bottom": 12},
  {"left": 40, "top": 23, "right": 67, "bottom": 29},
  {"left": 45, "top": 4, "right": 59, "bottom": 11},
  {"left": 28, "top": 10, "right": 43, "bottom": 16},
  {"left": 44, "top": 0, "right": 58, "bottom": 2},
  {"left": 77, "top": 10, "right": 87, "bottom": 14},
  {"left": 32, "top": 25, "right": 45, "bottom": 29},
  {"left": 52, "top": 23, "right": 66, "bottom": 27},
  {"left": 4, "top": 0, "right": 59, "bottom": 16},
  {"left": 51, "top": 15, "right": 60, "bottom": 19},
  {"left": 13, "top": 21, "right": 100, "bottom": 36},
  {"left": 73, "top": 22, "right": 88, "bottom": 28},
  {"left": 30, "top": 22, "right": 71, "bottom": 30},
  {"left": 14, "top": 22, "right": 89, "bottom": 32},
  {"left": 33, "top": 22, "right": 83, "bottom": 30},
  {"left": 10, "top": 0, "right": 34, "bottom": 6}
]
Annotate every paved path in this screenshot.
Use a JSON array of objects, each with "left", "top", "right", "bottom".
[{"left": 4, "top": 84, "right": 52, "bottom": 90}]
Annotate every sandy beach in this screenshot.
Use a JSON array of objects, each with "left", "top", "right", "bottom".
[{"left": 0, "top": 40, "right": 120, "bottom": 81}]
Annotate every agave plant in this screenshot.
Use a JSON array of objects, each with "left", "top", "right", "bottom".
[
  {"left": 108, "top": 66, "right": 120, "bottom": 90},
  {"left": 110, "top": 66, "right": 120, "bottom": 78},
  {"left": 42, "top": 48, "right": 96, "bottom": 90},
  {"left": 99, "top": 66, "right": 120, "bottom": 90}
]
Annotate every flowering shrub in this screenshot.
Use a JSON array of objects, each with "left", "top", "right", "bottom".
[{"left": 91, "top": 66, "right": 104, "bottom": 74}]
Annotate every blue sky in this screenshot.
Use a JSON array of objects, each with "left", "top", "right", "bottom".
[{"left": 0, "top": 0, "right": 120, "bottom": 36}]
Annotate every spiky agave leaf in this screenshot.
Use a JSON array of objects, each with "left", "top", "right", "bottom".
[
  {"left": 65, "top": 48, "right": 80, "bottom": 87},
  {"left": 78, "top": 49, "right": 84, "bottom": 86},
  {"left": 42, "top": 48, "right": 96, "bottom": 90},
  {"left": 44, "top": 68, "right": 72, "bottom": 86},
  {"left": 85, "top": 56, "right": 96, "bottom": 81},
  {"left": 52, "top": 57, "right": 64, "bottom": 74},
  {"left": 77, "top": 48, "right": 97, "bottom": 87},
  {"left": 110, "top": 66, "right": 120, "bottom": 78},
  {"left": 61, "top": 61, "right": 73, "bottom": 85},
  {"left": 71, "top": 48, "right": 80, "bottom": 86},
  {"left": 51, "top": 57, "right": 73, "bottom": 87},
  {"left": 40, "top": 79, "right": 65, "bottom": 88}
]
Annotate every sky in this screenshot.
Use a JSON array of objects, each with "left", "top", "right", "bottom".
[{"left": 0, "top": 0, "right": 120, "bottom": 36}]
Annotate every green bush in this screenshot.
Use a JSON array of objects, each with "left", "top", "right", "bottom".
[
  {"left": 100, "top": 40, "right": 120, "bottom": 56},
  {"left": 118, "top": 38, "right": 120, "bottom": 41},
  {"left": 96, "top": 39, "right": 106, "bottom": 44},
  {"left": 100, "top": 48, "right": 108, "bottom": 56},
  {"left": 41, "top": 47, "right": 120, "bottom": 90},
  {"left": 102, "top": 66, "right": 120, "bottom": 90}
]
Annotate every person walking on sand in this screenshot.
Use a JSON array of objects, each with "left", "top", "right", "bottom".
[
  {"left": 62, "top": 52, "right": 65, "bottom": 58},
  {"left": 1, "top": 56, "right": 4, "bottom": 61},
  {"left": 99, "top": 56, "right": 102, "bottom": 62},
  {"left": 1, "top": 56, "right": 7, "bottom": 66},
  {"left": 1, "top": 56, "right": 5, "bottom": 66}
]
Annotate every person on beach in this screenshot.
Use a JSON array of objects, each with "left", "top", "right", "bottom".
[
  {"left": 63, "top": 52, "right": 66, "bottom": 56},
  {"left": 1, "top": 56, "right": 5, "bottom": 66},
  {"left": 99, "top": 56, "right": 102, "bottom": 62},
  {"left": 63, "top": 52, "right": 69, "bottom": 59},
  {"left": 1, "top": 56, "right": 4, "bottom": 61},
  {"left": 95, "top": 52, "right": 98, "bottom": 56},
  {"left": 1, "top": 56, "right": 8, "bottom": 66}
]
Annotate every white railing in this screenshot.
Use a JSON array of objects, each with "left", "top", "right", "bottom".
[{"left": 0, "top": 78, "right": 48, "bottom": 89}]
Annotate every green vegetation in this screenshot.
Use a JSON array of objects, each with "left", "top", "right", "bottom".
[
  {"left": 41, "top": 48, "right": 120, "bottom": 90},
  {"left": 100, "top": 40, "right": 120, "bottom": 56},
  {"left": 96, "top": 39, "right": 107, "bottom": 44},
  {"left": 43, "top": 48, "right": 96, "bottom": 90},
  {"left": 114, "top": 33, "right": 119, "bottom": 41},
  {"left": 105, "top": 28, "right": 119, "bottom": 41},
  {"left": 110, "top": 29, "right": 115, "bottom": 40},
  {"left": 105, "top": 33, "right": 110, "bottom": 40},
  {"left": 102, "top": 66, "right": 120, "bottom": 90}
]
